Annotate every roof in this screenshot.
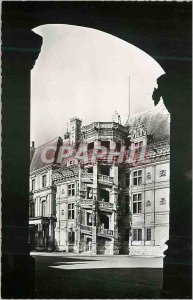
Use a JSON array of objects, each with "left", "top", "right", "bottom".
[
  {"left": 52, "top": 165, "right": 79, "bottom": 182},
  {"left": 30, "top": 137, "right": 63, "bottom": 172},
  {"left": 125, "top": 103, "right": 170, "bottom": 145}
]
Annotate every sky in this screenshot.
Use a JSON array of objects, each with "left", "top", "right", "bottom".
[{"left": 31, "top": 24, "right": 165, "bottom": 147}]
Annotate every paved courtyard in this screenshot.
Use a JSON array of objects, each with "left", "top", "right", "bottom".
[{"left": 32, "top": 253, "right": 164, "bottom": 299}]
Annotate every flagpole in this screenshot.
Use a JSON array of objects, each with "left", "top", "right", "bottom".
[{"left": 128, "top": 76, "right": 131, "bottom": 118}]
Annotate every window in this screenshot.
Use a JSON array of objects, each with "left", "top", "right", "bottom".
[
  {"left": 42, "top": 200, "right": 46, "bottom": 217},
  {"left": 68, "top": 203, "right": 75, "bottom": 219},
  {"left": 134, "top": 142, "right": 138, "bottom": 148},
  {"left": 133, "top": 229, "right": 142, "bottom": 241},
  {"left": 67, "top": 160, "right": 73, "bottom": 166},
  {"left": 125, "top": 172, "right": 130, "bottom": 187},
  {"left": 133, "top": 170, "right": 142, "bottom": 185},
  {"left": 68, "top": 231, "right": 75, "bottom": 243},
  {"left": 68, "top": 184, "right": 75, "bottom": 197},
  {"left": 133, "top": 193, "right": 142, "bottom": 213},
  {"left": 29, "top": 202, "right": 35, "bottom": 218},
  {"left": 42, "top": 175, "right": 47, "bottom": 187},
  {"left": 100, "top": 189, "right": 109, "bottom": 202},
  {"left": 31, "top": 179, "right": 35, "bottom": 190},
  {"left": 87, "top": 212, "right": 92, "bottom": 226},
  {"left": 124, "top": 195, "right": 129, "bottom": 214},
  {"left": 87, "top": 187, "right": 93, "bottom": 199},
  {"left": 146, "top": 228, "right": 151, "bottom": 241},
  {"left": 134, "top": 141, "right": 143, "bottom": 149}
]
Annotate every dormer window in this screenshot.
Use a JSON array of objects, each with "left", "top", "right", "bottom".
[
  {"left": 130, "top": 120, "right": 147, "bottom": 150},
  {"left": 42, "top": 175, "right": 47, "bottom": 187},
  {"left": 31, "top": 179, "right": 35, "bottom": 191},
  {"left": 134, "top": 141, "right": 143, "bottom": 149},
  {"left": 67, "top": 160, "right": 73, "bottom": 166}
]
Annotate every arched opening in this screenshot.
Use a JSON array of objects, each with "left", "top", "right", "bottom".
[{"left": 30, "top": 24, "right": 170, "bottom": 259}]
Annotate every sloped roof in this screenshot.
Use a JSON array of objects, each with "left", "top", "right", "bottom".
[
  {"left": 52, "top": 165, "right": 79, "bottom": 182},
  {"left": 125, "top": 103, "right": 170, "bottom": 144},
  {"left": 30, "top": 137, "right": 63, "bottom": 172}
]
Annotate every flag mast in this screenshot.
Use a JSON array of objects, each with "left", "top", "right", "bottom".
[{"left": 128, "top": 76, "right": 131, "bottom": 118}]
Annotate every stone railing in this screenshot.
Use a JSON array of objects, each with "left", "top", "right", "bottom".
[
  {"left": 99, "top": 201, "right": 114, "bottom": 210},
  {"left": 98, "top": 174, "right": 114, "bottom": 183},
  {"left": 82, "top": 122, "right": 124, "bottom": 132},
  {"left": 80, "top": 199, "right": 93, "bottom": 207},
  {"left": 81, "top": 173, "right": 93, "bottom": 180},
  {"left": 80, "top": 224, "right": 92, "bottom": 233},
  {"left": 98, "top": 227, "right": 113, "bottom": 237}
]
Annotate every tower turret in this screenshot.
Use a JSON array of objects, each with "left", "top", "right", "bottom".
[{"left": 69, "top": 117, "right": 82, "bottom": 147}]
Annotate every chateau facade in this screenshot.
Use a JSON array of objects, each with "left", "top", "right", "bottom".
[{"left": 29, "top": 104, "right": 170, "bottom": 255}]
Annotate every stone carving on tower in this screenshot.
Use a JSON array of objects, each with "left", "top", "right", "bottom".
[{"left": 112, "top": 111, "right": 121, "bottom": 124}]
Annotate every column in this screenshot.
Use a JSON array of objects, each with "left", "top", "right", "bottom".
[
  {"left": 153, "top": 73, "right": 192, "bottom": 298},
  {"left": 2, "top": 24, "right": 42, "bottom": 297},
  {"left": 111, "top": 164, "right": 119, "bottom": 254},
  {"left": 91, "top": 164, "right": 98, "bottom": 254}
]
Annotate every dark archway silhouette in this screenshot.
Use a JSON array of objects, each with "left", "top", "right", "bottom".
[{"left": 2, "top": 2, "right": 191, "bottom": 298}]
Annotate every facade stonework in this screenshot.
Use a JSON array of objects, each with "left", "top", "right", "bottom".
[{"left": 29, "top": 104, "right": 170, "bottom": 255}]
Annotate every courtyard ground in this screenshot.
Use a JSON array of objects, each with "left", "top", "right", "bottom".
[{"left": 32, "top": 252, "right": 164, "bottom": 299}]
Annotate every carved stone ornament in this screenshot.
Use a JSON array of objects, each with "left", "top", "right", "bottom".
[
  {"left": 146, "top": 172, "right": 151, "bottom": 179},
  {"left": 160, "top": 197, "right": 166, "bottom": 205},
  {"left": 159, "top": 170, "right": 166, "bottom": 177}
]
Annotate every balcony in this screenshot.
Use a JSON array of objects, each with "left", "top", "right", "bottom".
[
  {"left": 80, "top": 224, "right": 92, "bottom": 235},
  {"left": 82, "top": 122, "right": 124, "bottom": 132},
  {"left": 29, "top": 216, "right": 50, "bottom": 225},
  {"left": 80, "top": 199, "right": 93, "bottom": 209},
  {"left": 81, "top": 172, "right": 93, "bottom": 182},
  {"left": 98, "top": 227, "right": 113, "bottom": 239},
  {"left": 98, "top": 174, "right": 114, "bottom": 185},
  {"left": 99, "top": 201, "right": 114, "bottom": 212}
]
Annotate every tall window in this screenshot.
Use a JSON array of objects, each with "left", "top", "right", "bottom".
[
  {"left": 42, "top": 200, "right": 46, "bottom": 217},
  {"left": 87, "top": 187, "right": 93, "bottom": 199},
  {"left": 146, "top": 228, "right": 151, "bottom": 241},
  {"left": 133, "top": 170, "right": 142, "bottom": 185},
  {"left": 68, "top": 184, "right": 75, "bottom": 197},
  {"left": 133, "top": 193, "right": 142, "bottom": 213},
  {"left": 68, "top": 231, "right": 75, "bottom": 243},
  {"left": 133, "top": 229, "right": 142, "bottom": 241},
  {"left": 68, "top": 203, "right": 75, "bottom": 219},
  {"left": 42, "top": 175, "right": 47, "bottom": 187},
  {"left": 124, "top": 195, "right": 129, "bottom": 214},
  {"left": 125, "top": 172, "right": 130, "bottom": 187},
  {"left": 87, "top": 212, "right": 92, "bottom": 226},
  {"left": 29, "top": 202, "right": 35, "bottom": 218},
  {"left": 31, "top": 179, "right": 35, "bottom": 190}
]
